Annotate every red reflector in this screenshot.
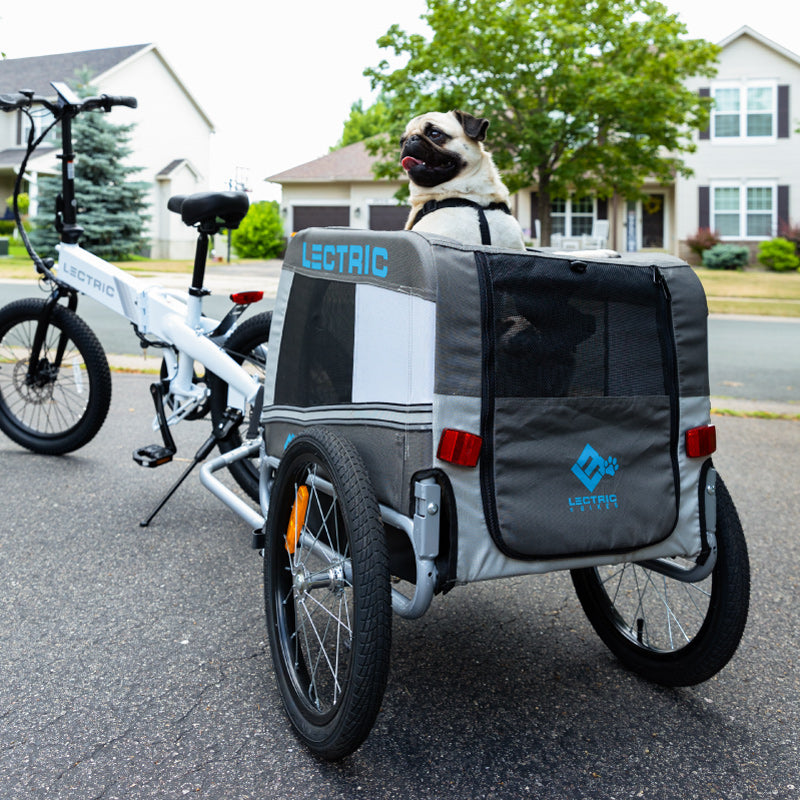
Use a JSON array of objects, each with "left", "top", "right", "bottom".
[
  {"left": 437, "top": 429, "right": 482, "bottom": 467},
  {"left": 686, "top": 425, "right": 716, "bottom": 458},
  {"left": 230, "top": 290, "right": 264, "bottom": 305}
]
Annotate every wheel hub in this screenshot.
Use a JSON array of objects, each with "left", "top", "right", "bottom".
[{"left": 15, "top": 359, "right": 55, "bottom": 403}]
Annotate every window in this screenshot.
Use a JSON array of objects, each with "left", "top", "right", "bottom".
[
  {"left": 712, "top": 83, "right": 775, "bottom": 141},
  {"left": 712, "top": 184, "right": 775, "bottom": 238},
  {"left": 18, "top": 108, "right": 56, "bottom": 146},
  {"left": 550, "top": 197, "right": 596, "bottom": 236}
]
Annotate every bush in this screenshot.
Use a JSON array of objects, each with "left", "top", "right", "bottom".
[
  {"left": 686, "top": 227, "right": 721, "bottom": 258},
  {"left": 701, "top": 244, "right": 750, "bottom": 270},
  {"left": 778, "top": 220, "right": 800, "bottom": 254},
  {"left": 231, "top": 201, "right": 284, "bottom": 259},
  {"left": 5, "top": 193, "right": 29, "bottom": 215},
  {"left": 757, "top": 237, "right": 800, "bottom": 272}
]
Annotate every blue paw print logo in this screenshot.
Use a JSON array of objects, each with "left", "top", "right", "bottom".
[
  {"left": 603, "top": 457, "right": 618, "bottom": 477},
  {"left": 572, "top": 445, "right": 620, "bottom": 492}
]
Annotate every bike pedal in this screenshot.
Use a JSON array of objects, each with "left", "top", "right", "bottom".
[{"left": 133, "top": 444, "right": 176, "bottom": 468}]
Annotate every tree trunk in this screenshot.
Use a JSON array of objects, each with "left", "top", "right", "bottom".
[{"left": 537, "top": 172, "right": 553, "bottom": 247}]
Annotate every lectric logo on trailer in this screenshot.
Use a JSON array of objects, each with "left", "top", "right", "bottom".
[
  {"left": 568, "top": 444, "right": 619, "bottom": 513},
  {"left": 571, "top": 443, "right": 618, "bottom": 491}
]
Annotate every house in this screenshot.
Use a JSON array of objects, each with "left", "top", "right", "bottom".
[
  {"left": 267, "top": 26, "right": 800, "bottom": 259},
  {"left": 267, "top": 139, "right": 410, "bottom": 235},
  {"left": 0, "top": 44, "right": 214, "bottom": 259}
]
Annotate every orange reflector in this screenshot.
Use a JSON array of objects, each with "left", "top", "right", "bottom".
[
  {"left": 686, "top": 425, "right": 716, "bottom": 458},
  {"left": 286, "top": 485, "right": 309, "bottom": 555},
  {"left": 230, "top": 290, "right": 264, "bottom": 305},
  {"left": 437, "top": 429, "right": 482, "bottom": 467}
]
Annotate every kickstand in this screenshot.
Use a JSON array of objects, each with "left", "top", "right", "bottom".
[{"left": 139, "top": 409, "right": 243, "bottom": 527}]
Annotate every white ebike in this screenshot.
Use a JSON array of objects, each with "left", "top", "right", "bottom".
[{"left": 0, "top": 82, "right": 271, "bottom": 522}]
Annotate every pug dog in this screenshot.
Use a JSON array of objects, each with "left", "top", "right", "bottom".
[{"left": 400, "top": 110, "right": 526, "bottom": 249}]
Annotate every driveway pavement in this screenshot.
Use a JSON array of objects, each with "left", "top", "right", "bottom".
[{"left": 0, "top": 373, "right": 798, "bottom": 799}]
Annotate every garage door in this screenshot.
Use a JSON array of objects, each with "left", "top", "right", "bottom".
[
  {"left": 369, "top": 205, "right": 410, "bottom": 231},
  {"left": 292, "top": 206, "right": 350, "bottom": 231}
]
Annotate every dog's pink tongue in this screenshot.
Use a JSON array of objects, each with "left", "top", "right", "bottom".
[{"left": 401, "top": 156, "right": 423, "bottom": 171}]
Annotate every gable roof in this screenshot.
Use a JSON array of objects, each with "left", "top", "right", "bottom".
[
  {"left": 718, "top": 26, "right": 800, "bottom": 67},
  {"left": 0, "top": 44, "right": 214, "bottom": 131},
  {"left": 156, "top": 158, "right": 202, "bottom": 181},
  {"left": 0, "top": 44, "right": 150, "bottom": 95},
  {"left": 267, "top": 140, "right": 403, "bottom": 184}
]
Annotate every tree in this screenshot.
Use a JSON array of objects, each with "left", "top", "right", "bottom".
[
  {"left": 231, "top": 200, "right": 284, "bottom": 259},
  {"left": 330, "top": 96, "right": 394, "bottom": 150},
  {"left": 364, "top": 0, "right": 720, "bottom": 244},
  {"left": 30, "top": 78, "right": 149, "bottom": 260}
]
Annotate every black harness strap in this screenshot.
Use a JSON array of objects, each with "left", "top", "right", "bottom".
[{"left": 410, "top": 198, "right": 512, "bottom": 245}]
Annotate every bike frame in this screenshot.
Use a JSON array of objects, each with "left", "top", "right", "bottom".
[{"left": 55, "top": 241, "right": 260, "bottom": 422}]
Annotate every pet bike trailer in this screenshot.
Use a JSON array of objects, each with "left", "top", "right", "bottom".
[{"left": 251, "top": 227, "right": 748, "bottom": 759}]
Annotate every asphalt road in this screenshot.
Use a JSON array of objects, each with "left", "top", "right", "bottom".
[{"left": 0, "top": 372, "right": 798, "bottom": 799}]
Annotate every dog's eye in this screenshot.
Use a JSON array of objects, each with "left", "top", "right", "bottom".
[{"left": 429, "top": 127, "right": 445, "bottom": 141}]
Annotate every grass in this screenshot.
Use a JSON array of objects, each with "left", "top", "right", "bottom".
[{"left": 694, "top": 267, "right": 800, "bottom": 318}]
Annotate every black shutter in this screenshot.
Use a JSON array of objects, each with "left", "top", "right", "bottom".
[
  {"left": 698, "top": 88, "right": 711, "bottom": 140},
  {"left": 596, "top": 197, "right": 608, "bottom": 219},
  {"left": 778, "top": 85, "right": 790, "bottom": 139},
  {"left": 698, "top": 186, "right": 710, "bottom": 230},
  {"left": 778, "top": 185, "right": 789, "bottom": 230}
]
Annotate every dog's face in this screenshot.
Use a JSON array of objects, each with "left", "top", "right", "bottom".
[{"left": 400, "top": 110, "right": 490, "bottom": 189}]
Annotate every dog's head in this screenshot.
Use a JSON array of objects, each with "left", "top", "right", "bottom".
[{"left": 400, "top": 110, "right": 490, "bottom": 189}]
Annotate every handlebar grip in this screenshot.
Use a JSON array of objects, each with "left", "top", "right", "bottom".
[
  {"left": 101, "top": 95, "right": 138, "bottom": 110},
  {"left": 0, "top": 92, "right": 29, "bottom": 111}
]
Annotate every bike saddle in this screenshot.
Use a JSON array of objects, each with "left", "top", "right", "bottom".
[{"left": 168, "top": 191, "right": 250, "bottom": 231}]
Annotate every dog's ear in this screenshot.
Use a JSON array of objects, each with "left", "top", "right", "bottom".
[{"left": 453, "top": 110, "right": 489, "bottom": 142}]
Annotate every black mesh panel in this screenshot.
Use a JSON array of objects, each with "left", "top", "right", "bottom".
[
  {"left": 274, "top": 274, "right": 355, "bottom": 406},
  {"left": 484, "top": 254, "right": 669, "bottom": 399}
]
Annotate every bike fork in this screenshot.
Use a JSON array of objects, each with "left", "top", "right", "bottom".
[{"left": 27, "top": 288, "right": 78, "bottom": 383}]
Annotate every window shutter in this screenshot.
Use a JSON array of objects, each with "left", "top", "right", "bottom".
[
  {"left": 698, "top": 88, "right": 711, "bottom": 140},
  {"left": 698, "top": 186, "right": 710, "bottom": 230},
  {"left": 778, "top": 86, "right": 790, "bottom": 139},
  {"left": 596, "top": 197, "right": 608, "bottom": 219},
  {"left": 778, "top": 185, "right": 789, "bottom": 230}
]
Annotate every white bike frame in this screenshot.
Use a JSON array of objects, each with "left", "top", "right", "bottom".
[{"left": 56, "top": 241, "right": 261, "bottom": 426}]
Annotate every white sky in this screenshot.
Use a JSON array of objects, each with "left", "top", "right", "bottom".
[{"left": 2, "top": 0, "right": 799, "bottom": 200}]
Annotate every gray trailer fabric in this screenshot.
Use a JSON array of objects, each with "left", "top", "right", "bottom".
[{"left": 262, "top": 229, "right": 712, "bottom": 585}]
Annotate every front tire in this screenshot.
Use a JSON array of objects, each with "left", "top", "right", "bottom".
[
  {"left": 0, "top": 298, "right": 111, "bottom": 454},
  {"left": 571, "top": 475, "right": 749, "bottom": 686},
  {"left": 264, "top": 427, "right": 391, "bottom": 760}
]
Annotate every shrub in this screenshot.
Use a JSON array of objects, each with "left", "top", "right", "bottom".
[
  {"left": 701, "top": 244, "right": 750, "bottom": 270},
  {"left": 5, "top": 193, "right": 29, "bottom": 216},
  {"left": 231, "top": 201, "right": 284, "bottom": 259},
  {"left": 686, "top": 227, "right": 721, "bottom": 258},
  {"left": 757, "top": 237, "right": 800, "bottom": 272},
  {"left": 778, "top": 220, "right": 800, "bottom": 254}
]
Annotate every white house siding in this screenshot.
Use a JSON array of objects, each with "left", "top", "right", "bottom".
[
  {"left": 678, "top": 30, "right": 800, "bottom": 258},
  {"left": 97, "top": 49, "right": 213, "bottom": 258}
]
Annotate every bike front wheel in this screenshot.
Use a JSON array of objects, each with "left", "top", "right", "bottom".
[
  {"left": 264, "top": 427, "right": 391, "bottom": 760},
  {"left": 207, "top": 311, "right": 271, "bottom": 500},
  {"left": 571, "top": 475, "right": 749, "bottom": 686},
  {"left": 0, "top": 298, "right": 112, "bottom": 454}
]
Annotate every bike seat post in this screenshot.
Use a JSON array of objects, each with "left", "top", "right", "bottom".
[{"left": 187, "top": 228, "right": 211, "bottom": 329}]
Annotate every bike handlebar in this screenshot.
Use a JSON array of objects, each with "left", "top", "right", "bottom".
[{"left": 0, "top": 91, "right": 137, "bottom": 114}]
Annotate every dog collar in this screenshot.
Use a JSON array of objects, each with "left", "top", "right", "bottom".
[{"left": 411, "top": 198, "right": 511, "bottom": 245}]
